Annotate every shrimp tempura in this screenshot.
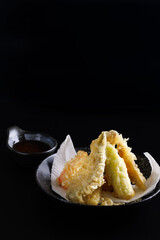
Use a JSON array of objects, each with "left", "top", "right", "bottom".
[{"left": 57, "top": 151, "right": 88, "bottom": 189}]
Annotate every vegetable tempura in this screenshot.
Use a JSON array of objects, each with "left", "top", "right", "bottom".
[
  {"left": 66, "top": 132, "right": 106, "bottom": 204},
  {"left": 57, "top": 130, "right": 146, "bottom": 205}
]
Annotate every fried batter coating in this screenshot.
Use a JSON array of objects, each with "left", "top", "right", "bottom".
[
  {"left": 66, "top": 132, "right": 106, "bottom": 204},
  {"left": 105, "top": 141, "right": 135, "bottom": 200},
  {"left": 57, "top": 130, "right": 146, "bottom": 205},
  {"left": 57, "top": 151, "right": 88, "bottom": 189},
  {"left": 100, "top": 193, "right": 114, "bottom": 206},
  {"left": 104, "top": 130, "right": 146, "bottom": 190},
  {"left": 83, "top": 188, "right": 102, "bottom": 206}
]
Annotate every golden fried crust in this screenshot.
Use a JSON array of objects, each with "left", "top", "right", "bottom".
[
  {"left": 57, "top": 151, "right": 88, "bottom": 189},
  {"left": 58, "top": 130, "right": 146, "bottom": 205},
  {"left": 105, "top": 141, "right": 135, "bottom": 200},
  {"left": 118, "top": 148, "right": 146, "bottom": 190},
  {"left": 66, "top": 132, "right": 106, "bottom": 204},
  {"left": 104, "top": 130, "right": 146, "bottom": 190},
  {"left": 83, "top": 188, "right": 102, "bottom": 206}
]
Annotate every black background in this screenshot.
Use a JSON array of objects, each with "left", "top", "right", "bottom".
[
  {"left": 1, "top": 1, "right": 160, "bottom": 240},
  {"left": 1, "top": 0, "right": 160, "bottom": 110}
]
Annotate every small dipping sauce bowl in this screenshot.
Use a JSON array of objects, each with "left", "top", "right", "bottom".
[{"left": 7, "top": 126, "right": 58, "bottom": 167}]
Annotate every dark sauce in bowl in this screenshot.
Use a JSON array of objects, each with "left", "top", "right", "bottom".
[{"left": 13, "top": 140, "right": 51, "bottom": 154}]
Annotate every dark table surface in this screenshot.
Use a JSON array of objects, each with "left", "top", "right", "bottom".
[
  {"left": 1, "top": 101, "right": 160, "bottom": 240},
  {"left": 1, "top": 1, "right": 160, "bottom": 239}
]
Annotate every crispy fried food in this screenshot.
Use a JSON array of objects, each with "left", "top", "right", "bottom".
[
  {"left": 66, "top": 132, "right": 106, "bottom": 204},
  {"left": 104, "top": 130, "right": 146, "bottom": 190},
  {"left": 102, "top": 176, "right": 113, "bottom": 192},
  {"left": 57, "top": 130, "right": 146, "bottom": 205},
  {"left": 83, "top": 188, "right": 102, "bottom": 206},
  {"left": 105, "top": 141, "right": 135, "bottom": 200},
  {"left": 57, "top": 150, "right": 88, "bottom": 189},
  {"left": 100, "top": 192, "right": 114, "bottom": 206}
]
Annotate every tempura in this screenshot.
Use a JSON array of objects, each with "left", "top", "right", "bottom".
[{"left": 57, "top": 130, "right": 146, "bottom": 205}]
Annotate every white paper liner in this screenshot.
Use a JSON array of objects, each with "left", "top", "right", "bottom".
[
  {"left": 51, "top": 135, "right": 76, "bottom": 199},
  {"left": 51, "top": 135, "right": 160, "bottom": 204}
]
